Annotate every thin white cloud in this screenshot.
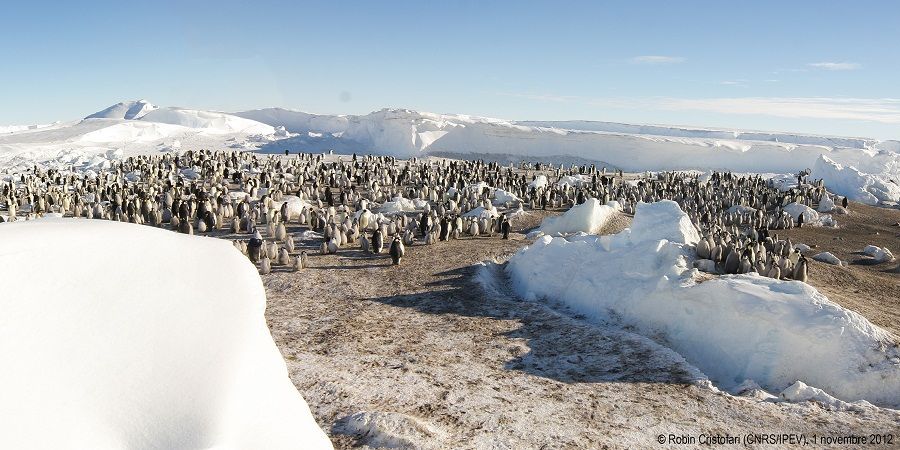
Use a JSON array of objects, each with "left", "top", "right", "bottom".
[
  {"left": 719, "top": 80, "right": 749, "bottom": 87},
  {"left": 496, "top": 92, "right": 578, "bottom": 103},
  {"left": 629, "top": 55, "right": 686, "bottom": 65},
  {"left": 499, "top": 92, "right": 900, "bottom": 124},
  {"left": 650, "top": 97, "right": 900, "bottom": 123},
  {"left": 807, "top": 62, "right": 861, "bottom": 71}
]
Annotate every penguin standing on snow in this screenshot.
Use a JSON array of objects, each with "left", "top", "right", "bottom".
[
  {"left": 248, "top": 229, "right": 264, "bottom": 263},
  {"left": 389, "top": 235, "right": 405, "bottom": 265}
]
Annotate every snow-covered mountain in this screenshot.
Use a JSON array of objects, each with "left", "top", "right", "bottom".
[{"left": 2, "top": 101, "right": 899, "bottom": 204}]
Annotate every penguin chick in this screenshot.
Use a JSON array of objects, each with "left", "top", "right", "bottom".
[{"left": 389, "top": 236, "right": 405, "bottom": 265}]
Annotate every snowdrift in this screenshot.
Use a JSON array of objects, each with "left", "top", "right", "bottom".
[
  {"left": 507, "top": 201, "right": 900, "bottom": 407},
  {"left": 0, "top": 219, "right": 332, "bottom": 449}
]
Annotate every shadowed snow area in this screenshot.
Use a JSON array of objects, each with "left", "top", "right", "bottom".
[
  {"left": 0, "top": 219, "right": 332, "bottom": 449},
  {"left": 507, "top": 201, "right": 900, "bottom": 408}
]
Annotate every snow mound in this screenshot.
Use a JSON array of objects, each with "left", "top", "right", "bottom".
[
  {"left": 557, "top": 174, "right": 591, "bottom": 187},
  {"left": 274, "top": 195, "right": 310, "bottom": 222},
  {"left": 380, "top": 196, "right": 422, "bottom": 214},
  {"left": 463, "top": 205, "right": 499, "bottom": 219},
  {"left": 863, "top": 245, "right": 895, "bottom": 263},
  {"left": 0, "top": 219, "right": 332, "bottom": 449},
  {"left": 726, "top": 204, "right": 757, "bottom": 215},
  {"left": 811, "top": 155, "right": 900, "bottom": 205},
  {"left": 817, "top": 193, "right": 836, "bottom": 212},
  {"left": 140, "top": 108, "right": 274, "bottom": 135},
  {"left": 86, "top": 100, "right": 158, "bottom": 120},
  {"left": 628, "top": 200, "right": 700, "bottom": 245},
  {"left": 493, "top": 188, "right": 521, "bottom": 205},
  {"left": 780, "top": 381, "right": 872, "bottom": 411},
  {"left": 813, "top": 252, "right": 843, "bottom": 266},
  {"left": 507, "top": 201, "right": 900, "bottom": 407},
  {"left": 538, "top": 198, "right": 621, "bottom": 235},
  {"left": 782, "top": 202, "right": 817, "bottom": 223},
  {"left": 528, "top": 175, "right": 548, "bottom": 189},
  {"left": 783, "top": 202, "right": 837, "bottom": 227}
]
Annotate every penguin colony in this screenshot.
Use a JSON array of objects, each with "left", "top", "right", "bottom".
[{"left": 0, "top": 150, "right": 843, "bottom": 283}]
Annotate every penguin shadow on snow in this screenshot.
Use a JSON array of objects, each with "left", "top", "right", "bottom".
[{"left": 367, "top": 265, "right": 698, "bottom": 386}]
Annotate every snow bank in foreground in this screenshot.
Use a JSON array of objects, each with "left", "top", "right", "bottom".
[
  {"left": 507, "top": 201, "right": 900, "bottom": 407},
  {"left": 811, "top": 155, "right": 900, "bottom": 205},
  {"left": 0, "top": 219, "right": 332, "bottom": 449},
  {"left": 538, "top": 198, "right": 622, "bottom": 235}
]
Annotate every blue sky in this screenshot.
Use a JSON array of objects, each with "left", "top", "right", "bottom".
[{"left": 2, "top": 1, "right": 899, "bottom": 139}]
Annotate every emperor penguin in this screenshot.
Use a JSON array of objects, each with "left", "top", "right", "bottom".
[
  {"left": 724, "top": 248, "right": 740, "bottom": 274},
  {"left": 285, "top": 235, "right": 296, "bottom": 252},
  {"left": 372, "top": 229, "right": 384, "bottom": 254},
  {"left": 179, "top": 219, "right": 193, "bottom": 235},
  {"left": 259, "top": 256, "right": 271, "bottom": 275},
  {"left": 248, "top": 230, "right": 264, "bottom": 263},
  {"left": 793, "top": 255, "right": 809, "bottom": 282},
  {"left": 439, "top": 217, "right": 450, "bottom": 241},
  {"left": 501, "top": 218, "right": 510, "bottom": 240},
  {"left": 278, "top": 247, "right": 291, "bottom": 266},
  {"left": 299, "top": 251, "right": 310, "bottom": 269},
  {"left": 275, "top": 222, "right": 287, "bottom": 241},
  {"left": 767, "top": 263, "right": 781, "bottom": 280},
  {"left": 360, "top": 233, "right": 371, "bottom": 253},
  {"left": 389, "top": 235, "right": 405, "bottom": 265}
]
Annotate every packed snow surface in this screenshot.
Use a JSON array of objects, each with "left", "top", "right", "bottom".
[
  {"left": 0, "top": 219, "right": 332, "bottom": 449},
  {"left": 507, "top": 201, "right": 900, "bottom": 407},
  {"left": 538, "top": 198, "right": 621, "bottom": 235}
]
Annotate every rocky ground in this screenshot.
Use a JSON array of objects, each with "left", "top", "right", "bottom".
[{"left": 261, "top": 204, "right": 900, "bottom": 449}]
